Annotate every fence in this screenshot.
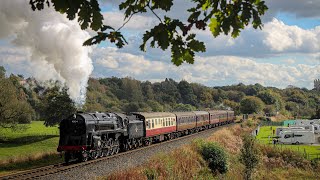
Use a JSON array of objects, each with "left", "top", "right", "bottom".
[
  {"left": 256, "top": 139, "right": 320, "bottom": 160},
  {"left": 259, "top": 121, "right": 283, "bottom": 126}
]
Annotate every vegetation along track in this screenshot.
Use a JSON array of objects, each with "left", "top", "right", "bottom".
[{"left": 0, "top": 123, "right": 234, "bottom": 180}]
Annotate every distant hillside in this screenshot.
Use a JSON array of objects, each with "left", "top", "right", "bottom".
[
  {"left": 84, "top": 77, "right": 319, "bottom": 118},
  {"left": 2, "top": 65, "right": 319, "bottom": 127}
]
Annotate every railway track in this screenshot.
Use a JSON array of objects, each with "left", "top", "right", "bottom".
[{"left": 0, "top": 123, "right": 234, "bottom": 180}]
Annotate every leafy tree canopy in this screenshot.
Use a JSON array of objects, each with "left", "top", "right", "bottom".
[
  {"left": 29, "top": 0, "right": 268, "bottom": 65},
  {"left": 240, "top": 96, "right": 264, "bottom": 114},
  {"left": 0, "top": 78, "right": 34, "bottom": 129},
  {"left": 39, "top": 83, "right": 77, "bottom": 126}
]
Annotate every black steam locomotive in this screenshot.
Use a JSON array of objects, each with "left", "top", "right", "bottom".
[
  {"left": 57, "top": 110, "right": 235, "bottom": 163},
  {"left": 57, "top": 112, "right": 144, "bottom": 163}
]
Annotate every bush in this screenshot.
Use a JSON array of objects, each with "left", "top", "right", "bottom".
[{"left": 195, "top": 140, "right": 228, "bottom": 175}]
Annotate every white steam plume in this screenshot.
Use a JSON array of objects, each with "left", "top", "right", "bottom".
[{"left": 0, "top": 0, "right": 93, "bottom": 105}]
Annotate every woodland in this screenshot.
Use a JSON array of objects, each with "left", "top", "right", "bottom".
[{"left": 1, "top": 66, "right": 319, "bottom": 128}]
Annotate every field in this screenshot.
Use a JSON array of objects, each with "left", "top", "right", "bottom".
[
  {"left": 256, "top": 126, "right": 320, "bottom": 158},
  {"left": 0, "top": 121, "right": 63, "bottom": 174}
]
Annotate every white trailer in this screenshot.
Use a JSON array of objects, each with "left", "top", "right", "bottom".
[
  {"left": 289, "top": 125, "right": 314, "bottom": 133},
  {"left": 294, "top": 120, "right": 320, "bottom": 126},
  {"left": 276, "top": 127, "right": 304, "bottom": 137},
  {"left": 279, "top": 130, "right": 315, "bottom": 144}
]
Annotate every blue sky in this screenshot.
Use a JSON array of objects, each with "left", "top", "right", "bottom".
[
  {"left": 276, "top": 12, "right": 320, "bottom": 29},
  {"left": 0, "top": 0, "right": 320, "bottom": 101}
]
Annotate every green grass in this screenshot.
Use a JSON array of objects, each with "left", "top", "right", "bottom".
[
  {"left": 0, "top": 121, "right": 58, "bottom": 140},
  {"left": 256, "top": 126, "right": 320, "bottom": 158},
  {"left": 0, "top": 121, "right": 59, "bottom": 161}
]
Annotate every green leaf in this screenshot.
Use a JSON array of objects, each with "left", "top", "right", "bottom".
[
  {"left": 91, "top": 11, "right": 103, "bottom": 31},
  {"left": 201, "top": 0, "right": 211, "bottom": 10},
  {"left": 209, "top": 18, "right": 220, "bottom": 37},
  {"left": 152, "top": 0, "right": 173, "bottom": 11},
  {"left": 188, "top": 40, "right": 206, "bottom": 52},
  {"left": 186, "top": 34, "right": 196, "bottom": 41},
  {"left": 183, "top": 49, "right": 194, "bottom": 64}
]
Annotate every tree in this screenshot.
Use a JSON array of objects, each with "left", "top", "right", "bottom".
[
  {"left": 0, "top": 66, "right": 5, "bottom": 78},
  {"left": 172, "top": 103, "right": 196, "bottom": 111},
  {"left": 121, "top": 77, "right": 144, "bottom": 102},
  {"left": 199, "top": 88, "right": 214, "bottom": 108},
  {"left": 0, "top": 78, "right": 34, "bottom": 129},
  {"left": 178, "top": 80, "right": 197, "bottom": 106},
  {"left": 40, "top": 84, "right": 76, "bottom": 126},
  {"left": 29, "top": 0, "right": 268, "bottom": 65},
  {"left": 240, "top": 135, "right": 259, "bottom": 180},
  {"left": 226, "top": 90, "right": 245, "bottom": 102},
  {"left": 257, "top": 90, "right": 277, "bottom": 105},
  {"left": 240, "top": 96, "right": 264, "bottom": 114},
  {"left": 223, "top": 99, "right": 240, "bottom": 115}
]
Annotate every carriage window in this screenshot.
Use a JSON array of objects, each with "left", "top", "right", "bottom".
[
  {"left": 152, "top": 119, "right": 154, "bottom": 128},
  {"left": 294, "top": 134, "right": 303, "bottom": 137}
]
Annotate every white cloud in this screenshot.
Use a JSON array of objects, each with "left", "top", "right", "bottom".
[
  {"left": 102, "top": 11, "right": 157, "bottom": 30},
  {"left": 263, "top": 19, "right": 320, "bottom": 52},
  {"left": 91, "top": 47, "right": 320, "bottom": 89},
  {"left": 282, "top": 59, "right": 296, "bottom": 64}
]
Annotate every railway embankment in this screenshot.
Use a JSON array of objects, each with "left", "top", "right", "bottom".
[
  {"left": 40, "top": 124, "right": 233, "bottom": 180},
  {"left": 104, "top": 120, "right": 320, "bottom": 180}
]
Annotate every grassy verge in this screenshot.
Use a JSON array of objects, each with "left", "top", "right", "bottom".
[
  {"left": 0, "top": 121, "right": 60, "bottom": 175},
  {"left": 256, "top": 126, "right": 320, "bottom": 157},
  {"left": 105, "top": 120, "right": 320, "bottom": 179},
  {"left": 0, "top": 153, "right": 63, "bottom": 176},
  {"left": 103, "top": 121, "right": 255, "bottom": 180}
]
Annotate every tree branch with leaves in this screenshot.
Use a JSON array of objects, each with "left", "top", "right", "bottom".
[{"left": 29, "top": 0, "right": 268, "bottom": 65}]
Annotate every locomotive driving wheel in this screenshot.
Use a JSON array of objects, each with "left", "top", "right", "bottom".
[
  {"left": 127, "top": 139, "right": 133, "bottom": 150},
  {"left": 90, "top": 150, "right": 98, "bottom": 159},
  {"left": 107, "top": 138, "right": 114, "bottom": 156},
  {"left": 113, "top": 139, "right": 120, "bottom": 154},
  {"left": 101, "top": 141, "right": 107, "bottom": 157},
  {"left": 132, "top": 139, "right": 137, "bottom": 149}
]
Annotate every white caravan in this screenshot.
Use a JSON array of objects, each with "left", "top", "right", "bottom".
[
  {"left": 294, "top": 120, "right": 320, "bottom": 126},
  {"left": 289, "top": 125, "right": 315, "bottom": 133},
  {"left": 279, "top": 131, "right": 315, "bottom": 144},
  {"left": 276, "top": 127, "right": 304, "bottom": 137}
]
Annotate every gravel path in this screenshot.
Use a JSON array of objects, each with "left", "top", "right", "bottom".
[{"left": 43, "top": 124, "right": 232, "bottom": 180}]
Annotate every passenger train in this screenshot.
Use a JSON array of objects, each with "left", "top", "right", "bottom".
[{"left": 57, "top": 110, "right": 235, "bottom": 163}]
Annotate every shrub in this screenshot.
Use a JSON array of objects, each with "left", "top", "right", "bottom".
[{"left": 196, "top": 140, "right": 228, "bottom": 175}]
